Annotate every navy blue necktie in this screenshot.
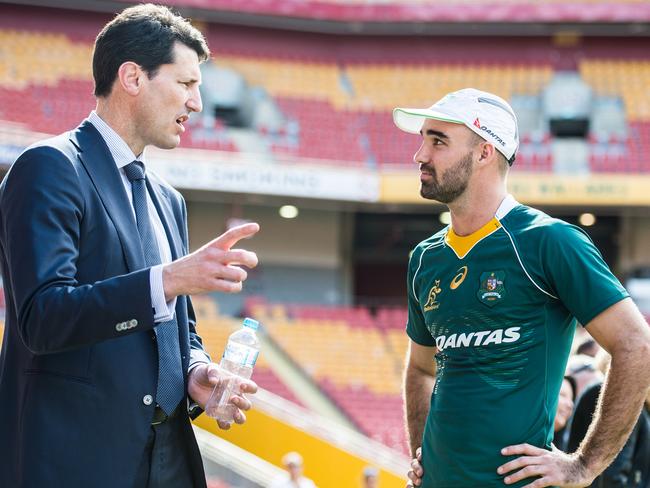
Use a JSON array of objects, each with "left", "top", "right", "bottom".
[{"left": 124, "top": 161, "right": 184, "bottom": 415}]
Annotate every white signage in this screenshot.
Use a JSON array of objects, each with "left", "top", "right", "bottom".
[
  {"left": 148, "top": 149, "right": 380, "bottom": 202},
  {"left": 0, "top": 123, "right": 380, "bottom": 202}
]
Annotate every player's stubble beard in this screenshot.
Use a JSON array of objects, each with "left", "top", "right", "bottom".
[{"left": 420, "top": 151, "right": 474, "bottom": 204}]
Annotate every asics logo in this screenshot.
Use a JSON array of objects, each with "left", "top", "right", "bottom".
[{"left": 450, "top": 266, "right": 468, "bottom": 290}]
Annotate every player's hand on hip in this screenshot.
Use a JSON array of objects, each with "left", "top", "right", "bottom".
[
  {"left": 406, "top": 447, "right": 423, "bottom": 487},
  {"left": 498, "top": 443, "right": 593, "bottom": 488},
  {"left": 163, "top": 222, "right": 260, "bottom": 300},
  {"left": 187, "top": 362, "right": 258, "bottom": 430}
]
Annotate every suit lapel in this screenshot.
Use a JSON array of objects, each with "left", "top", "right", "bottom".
[{"left": 70, "top": 120, "right": 145, "bottom": 272}]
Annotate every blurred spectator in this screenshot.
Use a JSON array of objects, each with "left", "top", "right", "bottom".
[
  {"left": 269, "top": 452, "right": 317, "bottom": 488},
  {"left": 568, "top": 352, "right": 650, "bottom": 487},
  {"left": 553, "top": 376, "right": 577, "bottom": 451},
  {"left": 637, "top": 390, "right": 650, "bottom": 486},
  {"left": 576, "top": 338, "right": 600, "bottom": 358},
  {"left": 362, "top": 466, "right": 379, "bottom": 488},
  {"left": 566, "top": 354, "right": 603, "bottom": 400}
]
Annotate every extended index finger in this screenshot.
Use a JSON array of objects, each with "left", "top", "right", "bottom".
[{"left": 211, "top": 223, "right": 260, "bottom": 251}]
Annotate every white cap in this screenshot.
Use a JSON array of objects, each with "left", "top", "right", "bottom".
[
  {"left": 363, "top": 466, "right": 379, "bottom": 478},
  {"left": 282, "top": 451, "right": 303, "bottom": 467},
  {"left": 393, "top": 88, "right": 519, "bottom": 162}
]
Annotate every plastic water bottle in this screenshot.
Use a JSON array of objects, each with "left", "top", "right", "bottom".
[{"left": 205, "top": 317, "right": 260, "bottom": 423}]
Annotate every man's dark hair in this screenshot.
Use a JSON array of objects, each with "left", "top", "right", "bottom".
[
  {"left": 93, "top": 3, "right": 210, "bottom": 97},
  {"left": 576, "top": 338, "right": 597, "bottom": 356}
]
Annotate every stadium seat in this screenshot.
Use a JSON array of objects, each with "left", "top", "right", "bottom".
[
  {"left": 248, "top": 299, "right": 410, "bottom": 453},
  {"left": 190, "top": 297, "right": 304, "bottom": 406},
  {"left": 2, "top": 28, "right": 650, "bottom": 171}
]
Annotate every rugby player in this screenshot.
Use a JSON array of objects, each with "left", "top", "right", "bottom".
[{"left": 394, "top": 88, "right": 650, "bottom": 488}]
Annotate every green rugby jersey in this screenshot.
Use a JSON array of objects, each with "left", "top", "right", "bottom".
[{"left": 406, "top": 195, "right": 628, "bottom": 488}]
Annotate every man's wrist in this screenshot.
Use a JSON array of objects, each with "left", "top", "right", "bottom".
[
  {"left": 188, "top": 360, "right": 208, "bottom": 377},
  {"left": 573, "top": 452, "right": 597, "bottom": 484},
  {"left": 150, "top": 265, "right": 176, "bottom": 322},
  {"left": 162, "top": 263, "right": 176, "bottom": 302}
]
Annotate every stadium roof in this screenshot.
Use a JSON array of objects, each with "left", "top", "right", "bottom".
[
  {"left": 3, "top": 0, "right": 650, "bottom": 35},
  {"left": 153, "top": 0, "right": 650, "bottom": 23}
]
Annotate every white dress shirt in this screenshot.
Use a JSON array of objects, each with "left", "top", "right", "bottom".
[{"left": 88, "top": 111, "right": 176, "bottom": 322}]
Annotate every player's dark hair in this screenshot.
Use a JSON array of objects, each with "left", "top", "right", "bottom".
[{"left": 93, "top": 3, "right": 210, "bottom": 97}]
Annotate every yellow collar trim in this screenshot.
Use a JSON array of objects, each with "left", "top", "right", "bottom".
[{"left": 445, "top": 217, "right": 502, "bottom": 259}]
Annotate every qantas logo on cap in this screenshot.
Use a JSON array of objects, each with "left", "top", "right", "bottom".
[{"left": 472, "top": 117, "right": 506, "bottom": 147}]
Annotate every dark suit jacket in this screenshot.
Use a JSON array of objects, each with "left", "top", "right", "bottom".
[{"left": 0, "top": 120, "right": 208, "bottom": 487}]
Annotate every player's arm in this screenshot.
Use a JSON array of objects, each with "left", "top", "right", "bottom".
[
  {"left": 572, "top": 298, "right": 650, "bottom": 477},
  {"left": 498, "top": 297, "right": 650, "bottom": 487},
  {"left": 403, "top": 339, "right": 437, "bottom": 457}
]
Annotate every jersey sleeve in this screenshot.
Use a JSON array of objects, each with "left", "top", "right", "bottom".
[
  {"left": 539, "top": 222, "right": 629, "bottom": 326},
  {"left": 406, "top": 248, "right": 436, "bottom": 346}
]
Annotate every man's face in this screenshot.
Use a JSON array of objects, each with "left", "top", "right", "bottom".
[
  {"left": 364, "top": 475, "right": 379, "bottom": 488},
  {"left": 554, "top": 378, "right": 574, "bottom": 431},
  {"left": 136, "top": 42, "right": 202, "bottom": 150},
  {"left": 413, "top": 118, "right": 478, "bottom": 204},
  {"left": 286, "top": 462, "right": 302, "bottom": 480}
]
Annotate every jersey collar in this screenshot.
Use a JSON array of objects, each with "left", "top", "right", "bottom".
[
  {"left": 445, "top": 194, "right": 519, "bottom": 259},
  {"left": 495, "top": 194, "right": 519, "bottom": 220}
]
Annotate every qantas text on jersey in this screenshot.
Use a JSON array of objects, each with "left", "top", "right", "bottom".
[{"left": 433, "top": 326, "right": 521, "bottom": 350}]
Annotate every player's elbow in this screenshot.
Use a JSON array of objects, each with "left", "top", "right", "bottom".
[
  {"left": 637, "top": 335, "right": 650, "bottom": 372},
  {"left": 404, "top": 361, "right": 436, "bottom": 387},
  {"left": 611, "top": 329, "right": 650, "bottom": 385},
  {"left": 630, "top": 324, "right": 650, "bottom": 362},
  {"left": 637, "top": 340, "right": 650, "bottom": 391}
]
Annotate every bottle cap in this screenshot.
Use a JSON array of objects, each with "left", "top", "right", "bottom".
[{"left": 242, "top": 317, "right": 259, "bottom": 330}]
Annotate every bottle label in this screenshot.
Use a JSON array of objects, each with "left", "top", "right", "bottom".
[{"left": 222, "top": 342, "right": 259, "bottom": 368}]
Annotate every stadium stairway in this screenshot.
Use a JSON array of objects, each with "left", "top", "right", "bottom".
[
  {"left": 194, "top": 388, "right": 409, "bottom": 487},
  {"left": 191, "top": 296, "right": 356, "bottom": 426},
  {"left": 195, "top": 426, "right": 285, "bottom": 487},
  {"left": 258, "top": 330, "right": 357, "bottom": 429}
]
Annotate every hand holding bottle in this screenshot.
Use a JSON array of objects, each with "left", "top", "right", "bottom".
[{"left": 205, "top": 317, "right": 261, "bottom": 425}]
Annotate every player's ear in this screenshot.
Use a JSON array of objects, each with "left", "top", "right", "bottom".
[{"left": 477, "top": 142, "right": 496, "bottom": 164}]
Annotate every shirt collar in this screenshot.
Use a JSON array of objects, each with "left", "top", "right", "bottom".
[
  {"left": 495, "top": 194, "right": 519, "bottom": 220},
  {"left": 88, "top": 111, "right": 146, "bottom": 169}
]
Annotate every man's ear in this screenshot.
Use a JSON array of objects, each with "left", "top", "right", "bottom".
[
  {"left": 477, "top": 141, "right": 499, "bottom": 165},
  {"left": 117, "top": 62, "right": 142, "bottom": 96}
]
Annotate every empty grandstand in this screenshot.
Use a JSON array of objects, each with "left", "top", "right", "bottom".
[{"left": 1, "top": 1, "right": 650, "bottom": 486}]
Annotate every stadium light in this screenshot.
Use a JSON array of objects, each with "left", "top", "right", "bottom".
[
  {"left": 439, "top": 211, "right": 451, "bottom": 225},
  {"left": 579, "top": 213, "right": 596, "bottom": 227},
  {"left": 279, "top": 205, "right": 299, "bottom": 219}
]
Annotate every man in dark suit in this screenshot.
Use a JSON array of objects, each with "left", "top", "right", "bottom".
[{"left": 0, "top": 4, "right": 259, "bottom": 487}]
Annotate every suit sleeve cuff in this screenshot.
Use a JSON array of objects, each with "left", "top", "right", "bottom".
[
  {"left": 189, "top": 349, "right": 211, "bottom": 372},
  {"left": 187, "top": 352, "right": 212, "bottom": 419},
  {"left": 150, "top": 265, "right": 176, "bottom": 323}
]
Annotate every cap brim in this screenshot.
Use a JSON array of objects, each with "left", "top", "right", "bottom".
[{"left": 393, "top": 107, "right": 465, "bottom": 134}]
